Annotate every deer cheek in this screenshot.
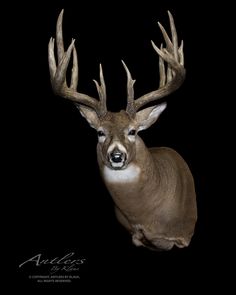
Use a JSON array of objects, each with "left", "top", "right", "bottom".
[
  {"left": 103, "top": 142, "right": 113, "bottom": 165},
  {"left": 125, "top": 143, "right": 136, "bottom": 164}
]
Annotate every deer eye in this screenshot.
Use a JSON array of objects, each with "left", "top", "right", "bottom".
[
  {"left": 128, "top": 129, "right": 136, "bottom": 136},
  {"left": 97, "top": 130, "right": 105, "bottom": 137}
]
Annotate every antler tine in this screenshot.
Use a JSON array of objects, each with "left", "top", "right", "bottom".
[
  {"left": 178, "top": 40, "right": 184, "bottom": 66},
  {"left": 53, "top": 38, "right": 75, "bottom": 90},
  {"left": 159, "top": 43, "right": 166, "bottom": 87},
  {"left": 56, "top": 10, "right": 65, "bottom": 65},
  {"left": 70, "top": 46, "right": 79, "bottom": 90},
  {"left": 48, "top": 37, "right": 57, "bottom": 80},
  {"left": 168, "top": 11, "right": 178, "bottom": 61},
  {"left": 121, "top": 60, "right": 136, "bottom": 117},
  {"left": 157, "top": 22, "right": 173, "bottom": 53},
  {"left": 133, "top": 11, "right": 186, "bottom": 112},
  {"left": 93, "top": 64, "right": 107, "bottom": 117},
  {"left": 48, "top": 9, "right": 107, "bottom": 117}
]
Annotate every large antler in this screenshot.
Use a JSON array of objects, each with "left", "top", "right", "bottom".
[
  {"left": 48, "top": 10, "right": 107, "bottom": 117},
  {"left": 123, "top": 11, "right": 186, "bottom": 116}
]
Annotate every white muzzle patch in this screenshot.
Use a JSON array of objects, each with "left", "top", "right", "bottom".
[{"left": 103, "top": 164, "right": 141, "bottom": 183}]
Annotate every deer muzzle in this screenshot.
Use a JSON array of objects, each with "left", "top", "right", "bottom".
[{"left": 108, "top": 148, "right": 127, "bottom": 169}]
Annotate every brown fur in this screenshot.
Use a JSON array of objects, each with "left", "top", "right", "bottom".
[
  {"left": 49, "top": 10, "right": 197, "bottom": 251},
  {"left": 96, "top": 113, "right": 197, "bottom": 250}
]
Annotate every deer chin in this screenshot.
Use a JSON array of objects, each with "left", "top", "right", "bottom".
[{"left": 109, "top": 161, "right": 127, "bottom": 170}]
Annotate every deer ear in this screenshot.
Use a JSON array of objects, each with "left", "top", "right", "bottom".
[
  {"left": 135, "top": 103, "right": 167, "bottom": 131},
  {"left": 76, "top": 104, "right": 100, "bottom": 130}
]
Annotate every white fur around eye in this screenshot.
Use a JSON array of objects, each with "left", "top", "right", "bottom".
[
  {"left": 97, "top": 128, "right": 106, "bottom": 143},
  {"left": 128, "top": 135, "right": 136, "bottom": 142},
  {"left": 127, "top": 128, "right": 136, "bottom": 142},
  {"left": 98, "top": 136, "right": 106, "bottom": 143}
]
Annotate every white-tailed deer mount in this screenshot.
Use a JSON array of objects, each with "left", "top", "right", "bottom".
[{"left": 48, "top": 10, "right": 197, "bottom": 250}]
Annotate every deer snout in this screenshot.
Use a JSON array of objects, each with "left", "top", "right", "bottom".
[
  {"left": 110, "top": 149, "right": 124, "bottom": 163},
  {"left": 108, "top": 148, "right": 127, "bottom": 169}
]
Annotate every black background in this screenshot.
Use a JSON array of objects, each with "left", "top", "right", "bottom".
[{"left": 7, "top": 0, "right": 231, "bottom": 292}]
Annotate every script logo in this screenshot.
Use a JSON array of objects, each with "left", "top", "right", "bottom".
[{"left": 19, "top": 252, "right": 86, "bottom": 274}]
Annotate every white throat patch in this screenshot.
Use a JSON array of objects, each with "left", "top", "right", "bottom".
[{"left": 103, "top": 164, "right": 141, "bottom": 183}]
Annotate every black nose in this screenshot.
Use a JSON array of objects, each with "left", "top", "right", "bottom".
[{"left": 110, "top": 150, "right": 124, "bottom": 163}]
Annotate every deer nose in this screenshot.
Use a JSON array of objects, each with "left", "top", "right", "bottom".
[{"left": 110, "top": 149, "right": 125, "bottom": 163}]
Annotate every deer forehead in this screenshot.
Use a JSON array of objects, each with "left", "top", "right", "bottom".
[{"left": 100, "top": 111, "right": 135, "bottom": 131}]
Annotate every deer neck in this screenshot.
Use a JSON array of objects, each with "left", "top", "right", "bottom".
[
  {"left": 97, "top": 137, "right": 160, "bottom": 197},
  {"left": 97, "top": 137, "right": 163, "bottom": 222}
]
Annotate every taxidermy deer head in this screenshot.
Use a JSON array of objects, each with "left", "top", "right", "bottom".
[{"left": 48, "top": 10, "right": 197, "bottom": 250}]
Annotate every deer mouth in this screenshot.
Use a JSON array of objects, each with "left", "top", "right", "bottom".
[{"left": 110, "top": 162, "right": 127, "bottom": 170}]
